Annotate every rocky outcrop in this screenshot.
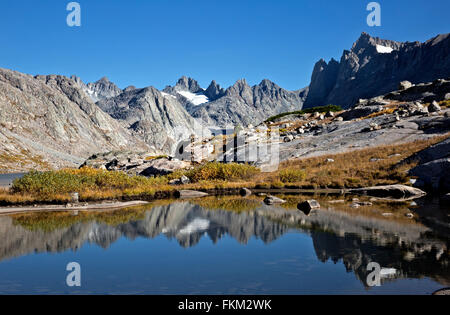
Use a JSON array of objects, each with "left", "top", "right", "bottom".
[
  {"left": 401, "top": 137, "right": 450, "bottom": 192},
  {"left": 410, "top": 158, "right": 450, "bottom": 192},
  {"left": 304, "top": 32, "right": 450, "bottom": 108},
  {"left": 385, "top": 79, "right": 450, "bottom": 104},
  {"left": 405, "top": 137, "right": 450, "bottom": 165},
  {"left": 81, "top": 152, "right": 190, "bottom": 176}
]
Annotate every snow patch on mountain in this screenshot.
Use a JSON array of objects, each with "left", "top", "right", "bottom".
[
  {"left": 161, "top": 92, "right": 176, "bottom": 99},
  {"left": 177, "top": 90, "right": 209, "bottom": 105},
  {"left": 376, "top": 44, "right": 394, "bottom": 54}
]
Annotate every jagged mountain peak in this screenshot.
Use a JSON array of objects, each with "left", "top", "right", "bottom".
[
  {"left": 258, "top": 78, "right": 280, "bottom": 89},
  {"left": 70, "top": 75, "right": 122, "bottom": 102},
  {"left": 174, "top": 76, "right": 203, "bottom": 93},
  {"left": 123, "top": 85, "right": 136, "bottom": 93},
  {"left": 351, "top": 32, "right": 402, "bottom": 55},
  {"left": 204, "top": 80, "right": 225, "bottom": 101},
  {"left": 97, "top": 76, "right": 110, "bottom": 83},
  {"left": 304, "top": 32, "right": 450, "bottom": 109}
]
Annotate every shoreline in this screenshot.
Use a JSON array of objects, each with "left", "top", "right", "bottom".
[
  {"left": 0, "top": 200, "right": 150, "bottom": 215},
  {"left": 0, "top": 185, "right": 433, "bottom": 215}
]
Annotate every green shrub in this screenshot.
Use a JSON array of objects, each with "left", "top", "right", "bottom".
[
  {"left": 185, "top": 162, "right": 260, "bottom": 182},
  {"left": 279, "top": 169, "right": 306, "bottom": 183},
  {"left": 11, "top": 168, "right": 167, "bottom": 196}
]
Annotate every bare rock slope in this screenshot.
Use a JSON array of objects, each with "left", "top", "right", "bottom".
[{"left": 0, "top": 68, "right": 152, "bottom": 171}]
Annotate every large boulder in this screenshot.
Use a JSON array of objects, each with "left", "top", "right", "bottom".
[
  {"left": 239, "top": 188, "right": 252, "bottom": 197},
  {"left": 263, "top": 196, "right": 286, "bottom": 205},
  {"left": 139, "top": 158, "right": 191, "bottom": 176},
  {"left": 428, "top": 101, "right": 442, "bottom": 113},
  {"left": 349, "top": 185, "right": 426, "bottom": 200},
  {"left": 297, "top": 200, "right": 320, "bottom": 215}
]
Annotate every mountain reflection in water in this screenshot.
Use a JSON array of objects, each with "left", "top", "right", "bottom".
[{"left": 0, "top": 196, "right": 448, "bottom": 294}]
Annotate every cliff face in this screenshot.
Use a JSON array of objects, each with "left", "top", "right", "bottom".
[
  {"left": 188, "top": 79, "right": 308, "bottom": 127},
  {"left": 71, "top": 75, "right": 123, "bottom": 103},
  {"left": 96, "top": 86, "right": 209, "bottom": 154},
  {"left": 0, "top": 68, "right": 152, "bottom": 171},
  {"left": 304, "top": 32, "right": 450, "bottom": 108}
]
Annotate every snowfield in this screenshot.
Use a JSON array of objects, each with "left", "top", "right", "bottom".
[
  {"left": 376, "top": 44, "right": 394, "bottom": 54},
  {"left": 177, "top": 90, "right": 209, "bottom": 105},
  {"left": 160, "top": 91, "right": 176, "bottom": 99}
]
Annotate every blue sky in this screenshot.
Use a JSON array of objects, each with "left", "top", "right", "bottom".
[{"left": 0, "top": 0, "right": 448, "bottom": 91}]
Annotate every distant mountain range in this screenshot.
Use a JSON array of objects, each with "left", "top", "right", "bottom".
[{"left": 0, "top": 32, "right": 449, "bottom": 170}]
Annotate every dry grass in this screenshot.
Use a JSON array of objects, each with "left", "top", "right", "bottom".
[
  {"left": 438, "top": 99, "right": 450, "bottom": 109},
  {"left": 256, "top": 134, "right": 450, "bottom": 189},
  {"left": 0, "top": 135, "right": 448, "bottom": 205},
  {"left": 360, "top": 106, "right": 397, "bottom": 120},
  {"left": 0, "top": 149, "right": 52, "bottom": 172}
]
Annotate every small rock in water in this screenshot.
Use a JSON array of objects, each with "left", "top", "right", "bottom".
[
  {"left": 350, "top": 203, "right": 360, "bottom": 208},
  {"left": 239, "top": 188, "right": 252, "bottom": 197},
  {"left": 328, "top": 200, "right": 345, "bottom": 204},
  {"left": 297, "top": 200, "right": 320, "bottom": 215},
  {"left": 175, "top": 190, "right": 208, "bottom": 199},
  {"left": 264, "top": 196, "right": 286, "bottom": 205},
  {"left": 405, "top": 213, "right": 414, "bottom": 218},
  {"left": 382, "top": 213, "right": 393, "bottom": 216}
]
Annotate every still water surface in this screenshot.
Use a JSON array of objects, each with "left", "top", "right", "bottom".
[{"left": 0, "top": 195, "right": 448, "bottom": 294}]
